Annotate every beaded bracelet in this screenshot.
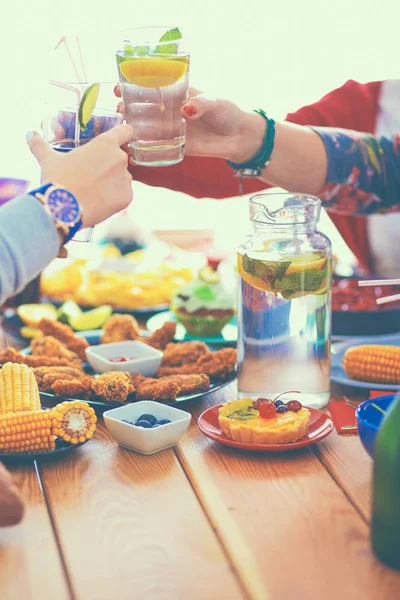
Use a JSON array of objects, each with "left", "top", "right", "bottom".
[{"left": 226, "top": 109, "right": 275, "bottom": 177}]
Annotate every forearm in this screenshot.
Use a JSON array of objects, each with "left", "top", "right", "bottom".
[
  {"left": 0, "top": 196, "right": 60, "bottom": 305},
  {"left": 233, "top": 115, "right": 400, "bottom": 213},
  {"left": 233, "top": 114, "right": 328, "bottom": 196},
  {"left": 260, "top": 121, "right": 327, "bottom": 195}
]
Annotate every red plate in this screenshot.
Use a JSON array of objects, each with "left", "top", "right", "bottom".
[{"left": 198, "top": 405, "right": 334, "bottom": 452}]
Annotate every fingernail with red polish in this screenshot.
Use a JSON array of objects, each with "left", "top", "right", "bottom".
[{"left": 183, "top": 104, "right": 197, "bottom": 117}]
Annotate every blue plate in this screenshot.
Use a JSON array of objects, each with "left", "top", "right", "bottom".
[
  {"left": 146, "top": 311, "right": 237, "bottom": 346},
  {"left": 331, "top": 334, "right": 400, "bottom": 391}
]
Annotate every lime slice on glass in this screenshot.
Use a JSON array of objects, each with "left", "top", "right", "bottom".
[
  {"left": 70, "top": 305, "right": 112, "bottom": 331},
  {"left": 78, "top": 83, "right": 100, "bottom": 131},
  {"left": 57, "top": 300, "right": 82, "bottom": 325}
]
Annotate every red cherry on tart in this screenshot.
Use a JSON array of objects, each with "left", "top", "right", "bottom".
[{"left": 259, "top": 401, "right": 277, "bottom": 419}]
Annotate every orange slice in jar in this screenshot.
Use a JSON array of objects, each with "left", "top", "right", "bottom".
[
  {"left": 119, "top": 57, "right": 188, "bottom": 88},
  {"left": 237, "top": 254, "right": 272, "bottom": 293}
]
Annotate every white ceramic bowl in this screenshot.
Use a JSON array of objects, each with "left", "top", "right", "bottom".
[
  {"left": 103, "top": 401, "right": 191, "bottom": 455},
  {"left": 85, "top": 340, "right": 163, "bottom": 376}
]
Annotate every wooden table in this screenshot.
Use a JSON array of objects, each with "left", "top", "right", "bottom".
[{"left": 1, "top": 329, "right": 400, "bottom": 600}]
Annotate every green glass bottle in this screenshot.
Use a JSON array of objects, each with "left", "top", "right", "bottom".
[{"left": 371, "top": 395, "right": 400, "bottom": 571}]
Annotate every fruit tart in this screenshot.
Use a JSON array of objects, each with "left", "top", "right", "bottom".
[{"left": 218, "top": 395, "right": 311, "bottom": 444}]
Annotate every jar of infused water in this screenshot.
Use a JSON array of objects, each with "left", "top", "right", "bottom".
[{"left": 237, "top": 193, "right": 332, "bottom": 409}]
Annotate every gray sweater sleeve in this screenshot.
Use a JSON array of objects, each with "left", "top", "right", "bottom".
[{"left": 0, "top": 195, "right": 59, "bottom": 305}]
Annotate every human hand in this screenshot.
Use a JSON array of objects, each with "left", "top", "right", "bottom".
[
  {"left": 114, "top": 84, "right": 264, "bottom": 165},
  {"left": 180, "top": 91, "right": 265, "bottom": 164},
  {"left": 27, "top": 124, "right": 134, "bottom": 228}
]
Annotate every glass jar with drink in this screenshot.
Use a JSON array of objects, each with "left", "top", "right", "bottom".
[{"left": 237, "top": 193, "right": 332, "bottom": 409}]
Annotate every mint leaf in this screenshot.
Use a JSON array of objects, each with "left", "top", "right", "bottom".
[
  {"left": 194, "top": 285, "right": 215, "bottom": 302},
  {"left": 156, "top": 27, "right": 182, "bottom": 54},
  {"left": 242, "top": 254, "right": 290, "bottom": 287},
  {"left": 276, "top": 269, "right": 327, "bottom": 296}
]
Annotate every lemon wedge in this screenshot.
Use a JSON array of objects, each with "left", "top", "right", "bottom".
[
  {"left": 78, "top": 83, "right": 100, "bottom": 131},
  {"left": 70, "top": 305, "right": 112, "bottom": 331},
  {"left": 20, "top": 326, "right": 44, "bottom": 339},
  {"left": 199, "top": 266, "right": 220, "bottom": 284},
  {"left": 17, "top": 304, "right": 57, "bottom": 327}
]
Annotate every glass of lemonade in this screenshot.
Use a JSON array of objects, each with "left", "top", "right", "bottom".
[
  {"left": 116, "top": 26, "right": 190, "bottom": 167},
  {"left": 237, "top": 193, "right": 332, "bottom": 409}
]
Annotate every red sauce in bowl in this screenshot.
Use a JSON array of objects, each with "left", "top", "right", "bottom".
[{"left": 108, "top": 356, "right": 136, "bottom": 363}]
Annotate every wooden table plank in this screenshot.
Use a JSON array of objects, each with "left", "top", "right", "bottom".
[
  {"left": 0, "top": 463, "right": 71, "bottom": 600},
  {"left": 313, "top": 429, "right": 373, "bottom": 521},
  {"left": 176, "top": 386, "right": 400, "bottom": 600},
  {"left": 39, "top": 423, "right": 245, "bottom": 600},
  {"left": 313, "top": 386, "right": 373, "bottom": 522}
]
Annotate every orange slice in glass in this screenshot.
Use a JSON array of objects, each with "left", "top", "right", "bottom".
[{"left": 119, "top": 57, "right": 188, "bottom": 88}]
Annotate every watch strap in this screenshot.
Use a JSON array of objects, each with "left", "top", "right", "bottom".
[
  {"left": 28, "top": 183, "right": 83, "bottom": 245},
  {"left": 28, "top": 182, "right": 53, "bottom": 197}
]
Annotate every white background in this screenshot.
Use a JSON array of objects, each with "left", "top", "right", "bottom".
[{"left": 1, "top": 0, "right": 399, "bottom": 260}]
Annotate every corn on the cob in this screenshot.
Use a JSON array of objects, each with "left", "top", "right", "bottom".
[
  {"left": 0, "top": 409, "right": 55, "bottom": 453},
  {"left": 343, "top": 344, "right": 400, "bottom": 384},
  {"left": 0, "top": 362, "right": 41, "bottom": 415},
  {"left": 51, "top": 400, "right": 97, "bottom": 445}
]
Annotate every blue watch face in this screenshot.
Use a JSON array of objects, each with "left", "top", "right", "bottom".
[{"left": 47, "top": 188, "right": 80, "bottom": 224}]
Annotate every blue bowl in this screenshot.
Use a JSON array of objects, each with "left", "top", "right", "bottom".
[{"left": 356, "top": 395, "right": 397, "bottom": 458}]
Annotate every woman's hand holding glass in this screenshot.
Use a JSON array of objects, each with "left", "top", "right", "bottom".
[{"left": 27, "top": 124, "right": 134, "bottom": 228}]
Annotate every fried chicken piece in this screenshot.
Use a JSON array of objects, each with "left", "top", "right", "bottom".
[
  {"left": 31, "top": 336, "right": 82, "bottom": 368},
  {"left": 130, "top": 373, "right": 147, "bottom": 388},
  {"left": 157, "top": 348, "right": 237, "bottom": 380},
  {"left": 0, "top": 347, "right": 80, "bottom": 369},
  {"left": 38, "top": 319, "right": 89, "bottom": 361},
  {"left": 144, "top": 322, "right": 177, "bottom": 350},
  {"left": 33, "top": 366, "right": 85, "bottom": 392},
  {"left": 195, "top": 348, "right": 237, "bottom": 379},
  {"left": 130, "top": 372, "right": 209, "bottom": 400},
  {"left": 161, "top": 341, "right": 208, "bottom": 367},
  {"left": 134, "top": 378, "right": 180, "bottom": 402},
  {"left": 101, "top": 314, "right": 141, "bottom": 344},
  {"left": 159, "top": 374, "right": 210, "bottom": 396},
  {"left": 51, "top": 376, "right": 94, "bottom": 400},
  {"left": 91, "top": 371, "right": 134, "bottom": 404}
]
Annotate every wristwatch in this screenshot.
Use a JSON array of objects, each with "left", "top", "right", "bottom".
[{"left": 28, "top": 183, "right": 83, "bottom": 246}]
